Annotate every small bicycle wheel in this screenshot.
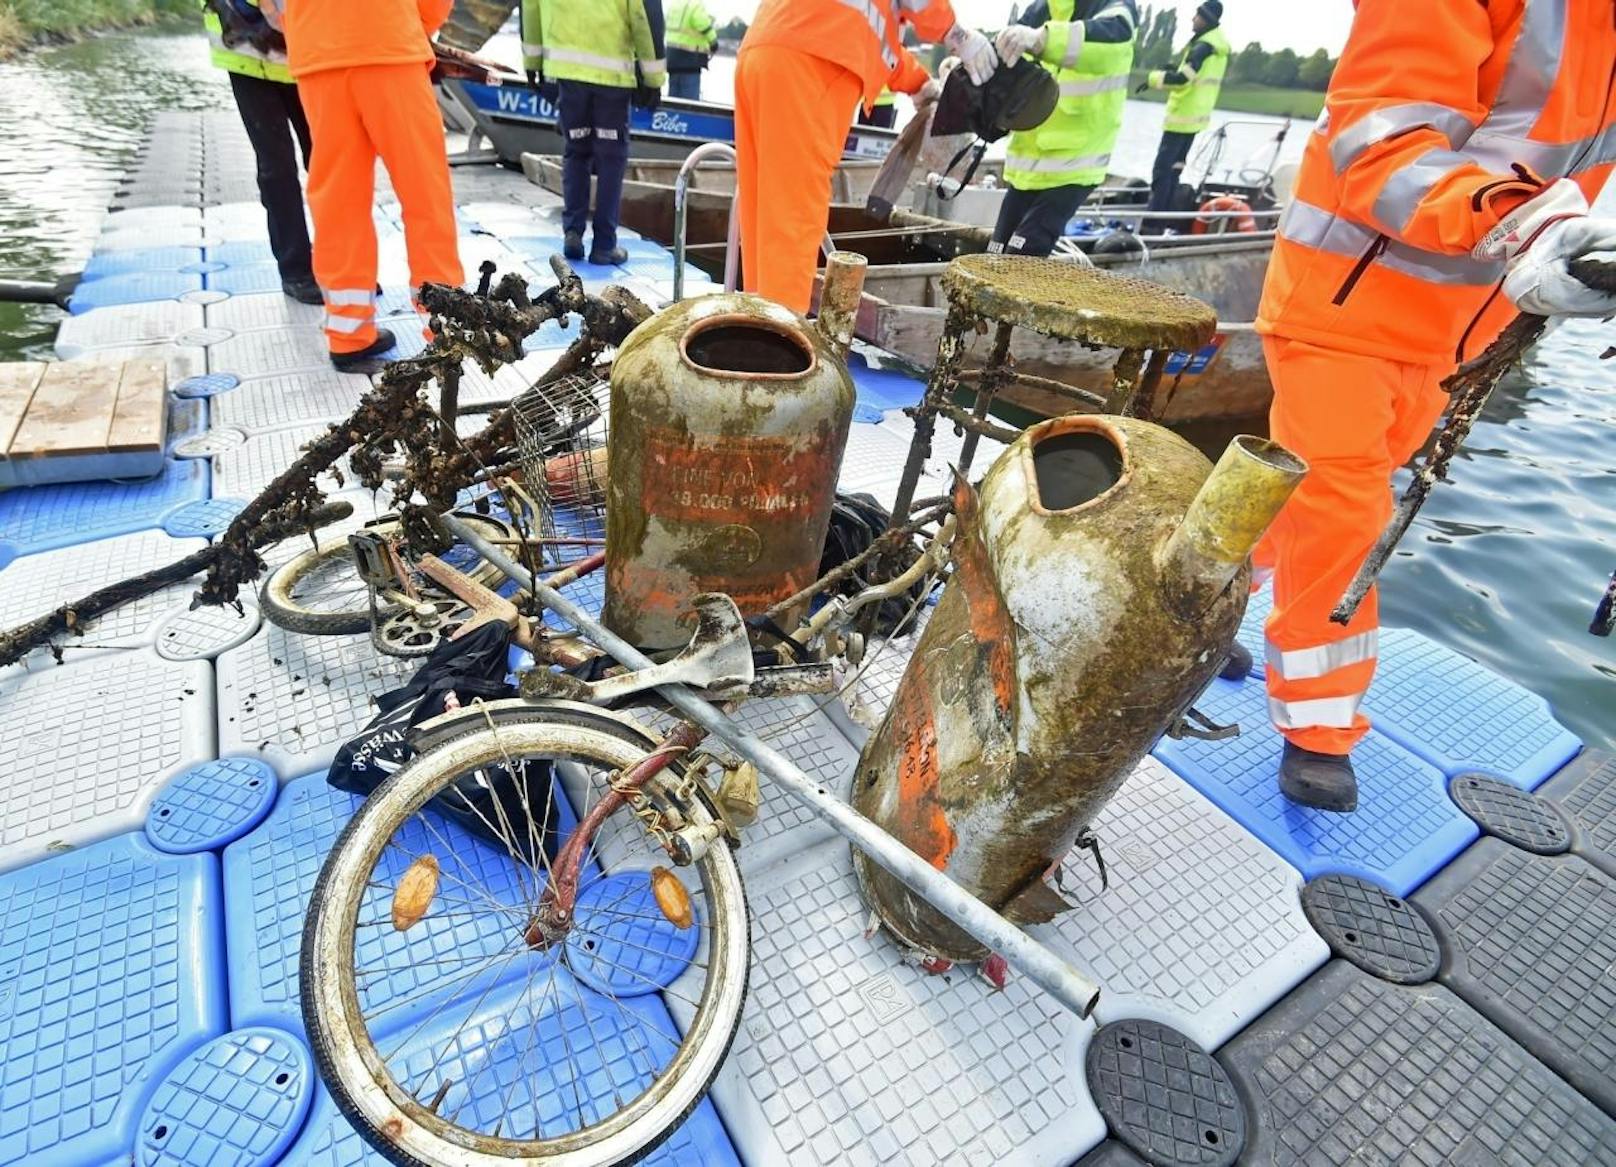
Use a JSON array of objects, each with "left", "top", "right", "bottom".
[
  {"left": 260, "top": 513, "right": 515, "bottom": 636},
  {"left": 301, "top": 700, "right": 749, "bottom": 1167}
]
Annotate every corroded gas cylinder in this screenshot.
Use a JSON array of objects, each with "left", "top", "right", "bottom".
[
  {"left": 604, "top": 294, "right": 856, "bottom": 651},
  {"left": 853, "top": 415, "right": 1305, "bottom": 961}
]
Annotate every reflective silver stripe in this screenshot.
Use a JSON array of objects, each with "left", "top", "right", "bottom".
[
  {"left": 1250, "top": 565, "right": 1274, "bottom": 591},
  {"left": 1060, "top": 26, "right": 1085, "bottom": 70},
  {"left": 838, "top": 0, "right": 899, "bottom": 70},
  {"left": 521, "top": 41, "right": 545, "bottom": 58},
  {"left": 324, "top": 288, "right": 375, "bottom": 308},
  {"left": 535, "top": 45, "right": 638, "bottom": 74},
  {"left": 1279, "top": 199, "right": 1503, "bottom": 286},
  {"left": 1373, "top": 147, "right": 1473, "bottom": 230},
  {"left": 1059, "top": 76, "right": 1127, "bottom": 98},
  {"left": 324, "top": 313, "right": 368, "bottom": 335},
  {"left": 1268, "top": 693, "right": 1364, "bottom": 730},
  {"left": 642, "top": 58, "right": 667, "bottom": 75},
  {"left": 1090, "top": 1, "right": 1137, "bottom": 29},
  {"left": 1006, "top": 151, "right": 1112, "bottom": 175},
  {"left": 1346, "top": 0, "right": 1569, "bottom": 223},
  {"left": 1489, "top": 0, "right": 1565, "bottom": 138},
  {"left": 1265, "top": 630, "right": 1379, "bottom": 682},
  {"left": 1176, "top": 61, "right": 1199, "bottom": 81},
  {"left": 1330, "top": 103, "right": 1475, "bottom": 173},
  {"left": 895, "top": 0, "right": 931, "bottom": 10}
]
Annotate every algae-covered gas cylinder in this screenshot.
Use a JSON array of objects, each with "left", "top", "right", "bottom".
[
  {"left": 604, "top": 294, "right": 856, "bottom": 651},
  {"left": 853, "top": 415, "right": 1306, "bottom": 961}
]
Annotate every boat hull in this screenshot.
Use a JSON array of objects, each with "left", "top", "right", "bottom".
[
  {"left": 446, "top": 79, "right": 898, "bottom": 166},
  {"left": 858, "top": 239, "right": 1275, "bottom": 424}
]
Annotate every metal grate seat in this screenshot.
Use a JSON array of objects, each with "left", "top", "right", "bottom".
[{"left": 890, "top": 255, "right": 1218, "bottom": 522}]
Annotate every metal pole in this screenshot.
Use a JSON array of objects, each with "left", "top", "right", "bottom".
[
  {"left": 672, "top": 142, "right": 739, "bottom": 302},
  {"left": 446, "top": 515, "right": 1104, "bottom": 1018}
]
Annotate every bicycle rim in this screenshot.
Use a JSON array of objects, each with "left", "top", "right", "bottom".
[{"left": 301, "top": 701, "right": 748, "bottom": 1167}]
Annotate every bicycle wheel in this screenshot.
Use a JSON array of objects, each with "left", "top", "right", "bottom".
[
  {"left": 301, "top": 700, "right": 749, "bottom": 1167},
  {"left": 260, "top": 513, "right": 515, "bottom": 636}
]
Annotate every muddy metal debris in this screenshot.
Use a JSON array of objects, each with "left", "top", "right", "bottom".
[
  {"left": 603, "top": 254, "right": 865, "bottom": 650},
  {"left": 853, "top": 415, "right": 1305, "bottom": 962},
  {"left": 0, "top": 260, "right": 649, "bottom": 666}
]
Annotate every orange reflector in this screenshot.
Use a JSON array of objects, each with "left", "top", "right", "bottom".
[
  {"left": 391, "top": 854, "right": 440, "bottom": 931},
  {"left": 651, "top": 866, "right": 693, "bottom": 930}
]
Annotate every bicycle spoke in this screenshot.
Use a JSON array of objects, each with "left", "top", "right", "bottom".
[
  {"left": 397, "top": 939, "right": 530, "bottom": 1108},
  {"left": 563, "top": 947, "right": 710, "bottom": 1012},
  {"left": 398, "top": 813, "right": 525, "bottom": 917},
  {"left": 572, "top": 927, "right": 711, "bottom": 973},
  {"left": 488, "top": 953, "right": 555, "bottom": 1136},
  {"left": 366, "top": 941, "right": 526, "bottom": 1047}
]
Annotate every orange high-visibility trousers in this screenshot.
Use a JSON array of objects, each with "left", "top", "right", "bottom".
[
  {"left": 734, "top": 44, "right": 864, "bottom": 314},
  {"left": 299, "top": 62, "right": 463, "bottom": 353},
  {"left": 1254, "top": 336, "right": 1449, "bottom": 755}
]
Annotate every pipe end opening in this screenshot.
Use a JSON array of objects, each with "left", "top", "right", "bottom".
[{"left": 1231, "top": 434, "right": 1307, "bottom": 478}]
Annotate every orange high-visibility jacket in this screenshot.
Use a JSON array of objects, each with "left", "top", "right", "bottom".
[
  {"left": 261, "top": 0, "right": 453, "bottom": 77},
  {"left": 1258, "top": 0, "right": 1616, "bottom": 366},
  {"left": 743, "top": 0, "right": 956, "bottom": 107}
]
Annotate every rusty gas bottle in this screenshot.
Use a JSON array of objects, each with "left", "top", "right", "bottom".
[
  {"left": 852, "top": 415, "right": 1306, "bottom": 961},
  {"left": 603, "top": 289, "right": 859, "bottom": 651}
]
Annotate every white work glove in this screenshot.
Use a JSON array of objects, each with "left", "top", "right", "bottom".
[
  {"left": 993, "top": 23, "right": 1047, "bottom": 65},
  {"left": 944, "top": 23, "right": 999, "bottom": 86},
  {"left": 1476, "top": 178, "right": 1616, "bottom": 317},
  {"left": 913, "top": 77, "right": 943, "bottom": 113}
]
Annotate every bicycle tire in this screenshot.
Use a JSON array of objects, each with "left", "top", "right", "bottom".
[
  {"left": 259, "top": 513, "right": 515, "bottom": 637},
  {"left": 300, "top": 700, "right": 750, "bottom": 1167}
]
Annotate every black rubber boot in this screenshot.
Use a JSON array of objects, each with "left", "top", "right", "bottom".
[
  {"left": 563, "top": 231, "right": 585, "bottom": 261},
  {"left": 282, "top": 277, "right": 323, "bottom": 305},
  {"left": 1279, "top": 742, "right": 1359, "bottom": 813},
  {"left": 1219, "top": 641, "right": 1253, "bottom": 681},
  {"left": 331, "top": 327, "right": 396, "bottom": 373},
  {"left": 589, "top": 245, "right": 628, "bottom": 266}
]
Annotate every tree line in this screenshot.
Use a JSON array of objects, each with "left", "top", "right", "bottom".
[{"left": 1134, "top": 5, "right": 1336, "bottom": 90}]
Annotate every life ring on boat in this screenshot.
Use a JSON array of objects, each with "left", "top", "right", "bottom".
[{"left": 1192, "top": 196, "right": 1258, "bottom": 235}]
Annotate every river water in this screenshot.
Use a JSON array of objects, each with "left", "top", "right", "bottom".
[{"left": 0, "top": 29, "right": 1611, "bottom": 749}]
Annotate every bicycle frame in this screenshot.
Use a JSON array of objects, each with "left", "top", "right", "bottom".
[{"left": 445, "top": 514, "right": 1105, "bottom": 1019}]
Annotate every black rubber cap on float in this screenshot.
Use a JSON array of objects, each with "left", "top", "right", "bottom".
[
  {"left": 1301, "top": 874, "right": 1441, "bottom": 985},
  {"left": 1449, "top": 772, "right": 1573, "bottom": 855},
  {"left": 1085, "top": 1018, "right": 1245, "bottom": 1167}
]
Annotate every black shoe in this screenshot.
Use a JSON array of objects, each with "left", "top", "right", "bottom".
[
  {"left": 563, "top": 231, "right": 585, "bottom": 261},
  {"left": 331, "top": 327, "right": 396, "bottom": 373},
  {"left": 588, "top": 246, "right": 628, "bottom": 266},
  {"left": 1219, "top": 641, "right": 1254, "bottom": 682},
  {"left": 282, "top": 277, "right": 323, "bottom": 305},
  {"left": 1279, "top": 742, "right": 1359, "bottom": 813}
]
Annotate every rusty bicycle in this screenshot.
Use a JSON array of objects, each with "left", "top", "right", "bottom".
[{"left": 296, "top": 496, "right": 959, "bottom": 1166}]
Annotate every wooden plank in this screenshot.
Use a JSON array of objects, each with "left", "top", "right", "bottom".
[
  {"left": 105, "top": 358, "right": 168, "bottom": 454},
  {"left": 0, "top": 363, "right": 48, "bottom": 457},
  {"left": 8, "top": 360, "right": 118, "bottom": 459}
]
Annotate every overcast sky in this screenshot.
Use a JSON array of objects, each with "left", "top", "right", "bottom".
[{"left": 705, "top": 1, "right": 1356, "bottom": 57}]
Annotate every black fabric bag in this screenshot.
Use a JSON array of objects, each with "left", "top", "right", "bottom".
[
  {"left": 327, "top": 623, "right": 561, "bottom": 867},
  {"left": 817, "top": 492, "right": 929, "bottom": 636}
]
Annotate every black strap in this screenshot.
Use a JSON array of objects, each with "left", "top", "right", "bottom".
[
  {"left": 1075, "top": 828, "right": 1109, "bottom": 891},
  {"left": 936, "top": 140, "right": 988, "bottom": 200}
]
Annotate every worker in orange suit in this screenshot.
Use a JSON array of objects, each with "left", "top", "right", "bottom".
[
  {"left": 261, "top": 0, "right": 465, "bottom": 370},
  {"left": 734, "top": 0, "right": 999, "bottom": 314},
  {"left": 1252, "top": 0, "right": 1616, "bottom": 811}
]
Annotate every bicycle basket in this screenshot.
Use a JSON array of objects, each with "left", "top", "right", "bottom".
[{"left": 511, "top": 370, "right": 610, "bottom": 550}]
